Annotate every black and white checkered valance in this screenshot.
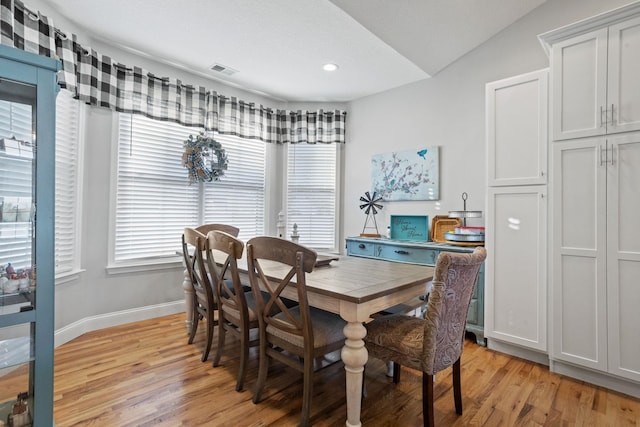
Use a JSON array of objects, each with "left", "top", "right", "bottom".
[
  {"left": 278, "top": 109, "right": 347, "bottom": 144},
  {"left": 0, "top": 0, "right": 347, "bottom": 143}
]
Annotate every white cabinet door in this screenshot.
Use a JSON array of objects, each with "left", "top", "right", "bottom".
[
  {"left": 485, "top": 186, "right": 546, "bottom": 351},
  {"left": 486, "top": 70, "right": 548, "bottom": 186},
  {"left": 551, "top": 29, "right": 608, "bottom": 141},
  {"left": 607, "top": 133, "right": 640, "bottom": 382},
  {"left": 607, "top": 16, "right": 640, "bottom": 134},
  {"left": 551, "top": 138, "right": 607, "bottom": 371}
]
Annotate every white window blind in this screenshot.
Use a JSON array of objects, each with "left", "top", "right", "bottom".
[
  {"left": 0, "top": 99, "right": 33, "bottom": 271},
  {"left": 286, "top": 143, "right": 338, "bottom": 250},
  {"left": 54, "top": 91, "right": 81, "bottom": 275},
  {"left": 202, "top": 134, "right": 266, "bottom": 242},
  {"left": 114, "top": 115, "right": 267, "bottom": 263},
  {"left": 115, "top": 114, "right": 200, "bottom": 262}
]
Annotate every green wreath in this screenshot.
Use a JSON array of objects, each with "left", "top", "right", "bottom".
[{"left": 182, "top": 132, "right": 228, "bottom": 184}]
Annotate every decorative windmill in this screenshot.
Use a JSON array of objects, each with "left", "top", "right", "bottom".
[{"left": 359, "top": 191, "right": 383, "bottom": 237}]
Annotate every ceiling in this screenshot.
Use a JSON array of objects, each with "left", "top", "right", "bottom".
[{"left": 42, "top": 0, "right": 546, "bottom": 102}]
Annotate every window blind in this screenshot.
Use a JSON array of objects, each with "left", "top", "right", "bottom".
[
  {"left": 54, "top": 91, "right": 81, "bottom": 275},
  {"left": 202, "top": 134, "right": 266, "bottom": 242},
  {"left": 115, "top": 114, "right": 200, "bottom": 262},
  {"left": 0, "top": 100, "right": 33, "bottom": 271},
  {"left": 286, "top": 143, "right": 338, "bottom": 250}
]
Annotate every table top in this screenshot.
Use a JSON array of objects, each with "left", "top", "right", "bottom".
[{"left": 238, "top": 254, "right": 434, "bottom": 305}]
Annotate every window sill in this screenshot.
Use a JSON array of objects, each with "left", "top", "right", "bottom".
[
  {"left": 55, "top": 269, "right": 85, "bottom": 286},
  {"left": 105, "top": 257, "right": 183, "bottom": 276}
]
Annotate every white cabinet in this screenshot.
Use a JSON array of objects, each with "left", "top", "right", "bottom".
[
  {"left": 542, "top": 9, "right": 640, "bottom": 141},
  {"left": 486, "top": 70, "right": 548, "bottom": 186},
  {"left": 551, "top": 133, "right": 640, "bottom": 382},
  {"left": 485, "top": 186, "right": 547, "bottom": 351},
  {"left": 485, "top": 70, "right": 548, "bottom": 356},
  {"left": 542, "top": 1, "right": 640, "bottom": 387}
]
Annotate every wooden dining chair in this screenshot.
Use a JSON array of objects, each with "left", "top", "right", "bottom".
[
  {"left": 246, "top": 236, "right": 346, "bottom": 427},
  {"left": 182, "top": 227, "right": 219, "bottom": 362},
  {"left": 364, "top": 246, "right": 486, "bottom": 427},
  {"left": 205, "top": 230, "right": 260, "bottom": 391}
]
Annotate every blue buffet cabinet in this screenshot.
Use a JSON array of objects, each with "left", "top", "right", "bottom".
[
  {"left": 0, "top": 45, "right": 59, "bottom": 426},
  {"left": 346, "top": 237, "right": 485, "bottom": 345}
]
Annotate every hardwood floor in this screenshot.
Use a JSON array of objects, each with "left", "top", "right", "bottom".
[{"left": 52, "top": 314, "right": 640, "bottom": 426}]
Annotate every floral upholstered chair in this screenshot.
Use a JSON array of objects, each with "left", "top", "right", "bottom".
[{"left": 364, "top": 246, "right": 486, "bottom": 427}]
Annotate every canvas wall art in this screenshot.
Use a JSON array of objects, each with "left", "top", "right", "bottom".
[{"left": 371, "top": 146, "right": 439, "bottom": 201}]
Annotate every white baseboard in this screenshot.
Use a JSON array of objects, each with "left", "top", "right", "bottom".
[
  {"left": 54, "top": 300, "right": 185, "bottom": 347},
  {"left": 487, "top": 339, "right": 549, "bottom": 366},
  {"left": 550, "top": 359, "right": 640, "bottom": 399}
]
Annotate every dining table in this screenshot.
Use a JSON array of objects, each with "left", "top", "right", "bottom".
[{"left": 181, "top": 253, "right": 434, "bottom": 427}]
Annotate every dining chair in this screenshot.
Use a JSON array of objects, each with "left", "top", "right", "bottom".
[
  {"left": 205, "top": 230, "right": 259, "bottom": 391},
  {"left": 364, "top": 246, "right": 486, "bottom": 427},
  {"left": 182, "top": 227, "right": 218, "bottom": 362},
  {"left": 246, "top": 236, "right": 346, "bottom": 427}
]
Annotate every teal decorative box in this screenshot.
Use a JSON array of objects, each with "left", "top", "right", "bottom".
[{"left": 389, "top": 215, "right": 429, "bottom": 241}]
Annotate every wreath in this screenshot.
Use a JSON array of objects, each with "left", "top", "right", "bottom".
[{"left": 182, "top": 132, "right": 228, "bottom": 184}]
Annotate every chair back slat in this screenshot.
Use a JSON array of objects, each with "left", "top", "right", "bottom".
[{"left": 196, "top": 223, "right": 239, "bottom": 238}]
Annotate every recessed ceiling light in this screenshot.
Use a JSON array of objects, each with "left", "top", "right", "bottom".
[{"left": 323, "top": 63, "right": 339, "bottom": 72}]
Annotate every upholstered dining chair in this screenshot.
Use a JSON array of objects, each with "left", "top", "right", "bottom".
[
  {"left": 181, "top": 228, "right": 219, "bottom": 362},
  {"left": 246, "top": 236, "right": 346, "bottom": 427},
  {"left": 364, "top": 246, "right": 486, "bottom": 427},
  {"left": 205, "top": 230, "right": 260, "bottom": 391}
]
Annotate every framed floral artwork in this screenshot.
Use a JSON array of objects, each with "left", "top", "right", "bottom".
[{"left": 371, "top": 146, "right": 439, "bottom": 201}]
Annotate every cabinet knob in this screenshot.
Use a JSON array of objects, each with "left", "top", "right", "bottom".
[
  {"left": 358, "top": 244, "right": 366, "bottom": 249},
  {"left": 395, "top": 250, "right": 409, "bottom": 255}
]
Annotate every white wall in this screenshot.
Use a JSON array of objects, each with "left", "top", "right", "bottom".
[{"left": 340, "top": 0, "right": 631, "bottom": 243}]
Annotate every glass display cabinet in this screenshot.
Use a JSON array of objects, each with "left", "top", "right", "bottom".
[{"left": 0, "top": 45, "right": 59, "bottom": 426}]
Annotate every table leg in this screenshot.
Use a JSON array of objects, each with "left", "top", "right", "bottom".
[
  {"left": 182, "top": 267, "right": 194, "bottom": 334},
  {"left": 341, "top": 320, "right": 368, "bottom": 427}
]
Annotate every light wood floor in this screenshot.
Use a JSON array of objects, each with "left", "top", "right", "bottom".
[{"left": 51, "top": 314, "right": 640, "bottom": 426}]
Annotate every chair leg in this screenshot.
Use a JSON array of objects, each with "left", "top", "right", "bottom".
[
  {"left": 213, "top": 320, "right": 226, "bottom": 367},
  {"left": 422, "top": 373, "right": 435, "bottom": 427},
  {"left": 236, "top": 327, "right": 250, "bottom": 392},
  {"left": 188, "top": 307, "right": 199, "bottom": 344},
  {"left": 253, "top": 340, "right": 269, "bottom": 404},
  {"left": 300, "top": 356, "right": 314, "bottom": 427},
  {"left": 202, "top": 315, "right": 213, "bottom": 362},
  {"left": 392, "top": 362, "right": 401, "bottom": 384},
  {"left": 453, "top": 357, "right": 462, "bottom": 415},
  {"left": 361, "top": 365, "right": 367, "bottom": 400}
]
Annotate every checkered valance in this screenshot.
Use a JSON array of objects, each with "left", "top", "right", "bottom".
[
  {"left": 278, "top": 109, "right": 347, "bottom": 144},
  {"left": 0, "top": 0, "right": 347, "bottom": 143}
]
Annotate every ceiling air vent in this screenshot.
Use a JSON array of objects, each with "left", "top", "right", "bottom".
[{"left": 210, "top": 63, "right": 238, "bottom": 76}]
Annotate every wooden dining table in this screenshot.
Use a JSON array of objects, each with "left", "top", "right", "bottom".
[{"left": 181, "top": 253, "right": 434, "bottom": 427}]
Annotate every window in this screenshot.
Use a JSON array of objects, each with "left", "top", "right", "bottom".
[
  {"left": 202, "top": 134, "right": 266, "bottom": 241},
  {"left": 0, "top": 89, "right": 82, "bottom": 277},
  {"left": 113, "top": 114, "right": 266, "bottom": 264},
  {"left": 55, "top": 91, "right": 82, "bottom": 276},
  {"left": 286, "top": 143, "right": 339, "bottom": 250}
]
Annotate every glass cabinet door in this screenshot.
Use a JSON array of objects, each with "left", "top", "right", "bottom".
[
  {"left": 0, "top": 44, "right": 59, "bottom": 427},
  {"left": 0, "top": 77, "right": 37, "bottom": 313}
]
